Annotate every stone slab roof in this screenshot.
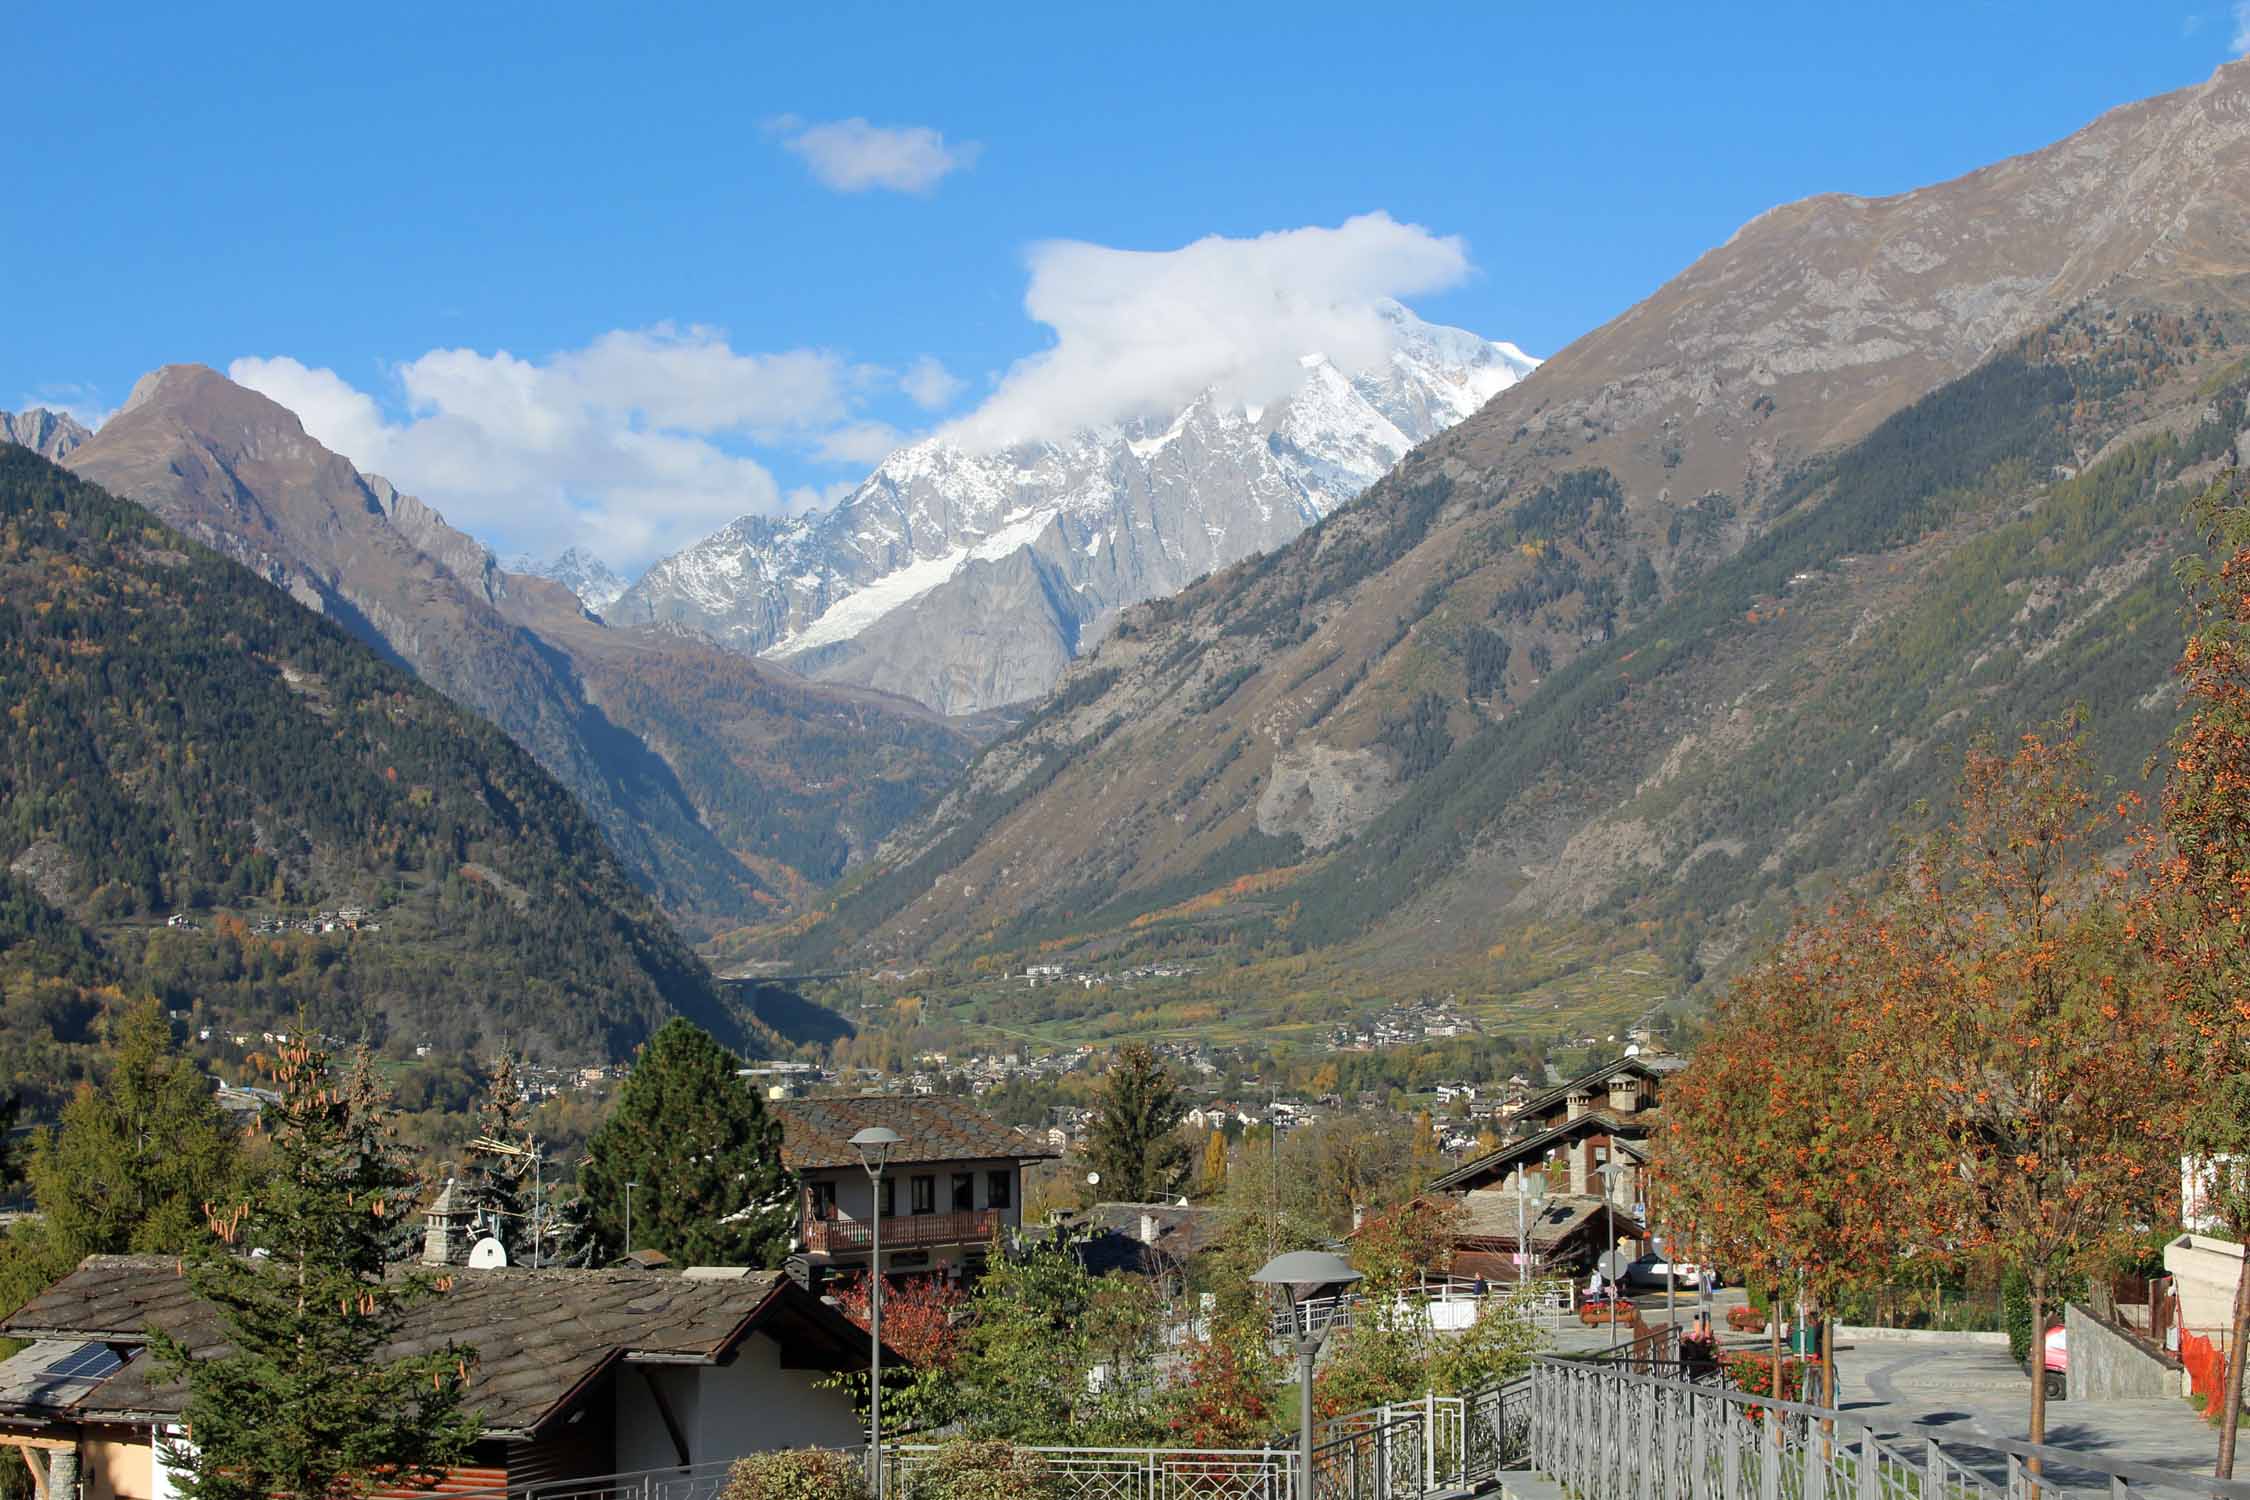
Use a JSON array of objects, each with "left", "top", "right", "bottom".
[
  {"left": 773, "top": 1095, "right": 1056, "bottom": 1172},
  {"left": 0, "top": 1254, "right": 875, "bottom": 1440},
  {"left": 1452, "top": 1191, "right": 1643, "bottom": 1250}
]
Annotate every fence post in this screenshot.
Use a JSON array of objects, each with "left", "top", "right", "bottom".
[
  {"left": 1425, "top": 1390, "right": 1437, "bottom": 1496},
  {"left": 1857, "top": 1424, "right": 1876, "bottom": 1500}
]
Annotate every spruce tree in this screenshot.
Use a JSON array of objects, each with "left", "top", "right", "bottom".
[
  {"left": 580, "top": 1019, "right": 793, "bottom": 1266},
  {"left": 1085, "top": 1044, "right": 1190, "bottom": 1202},
  {"left": 0, "top": 1001, "right": 240, "bottom": 1316},
  {"left": 461, "top": 1050, "right": 534, "bottom": 1261},
  {"left": 153, "top": 1040, "right": 477, "bottom": 1500}
]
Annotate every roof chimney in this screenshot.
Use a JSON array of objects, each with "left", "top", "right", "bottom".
[
  {"left": 1139, "top": 1212, "right": 1160, "bottom": 1246},
  {"left": 422, "top": 1178, "right": 464, "bottom": 1267}
]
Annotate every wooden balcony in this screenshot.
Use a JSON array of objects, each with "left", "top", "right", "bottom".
[{"left": 803, "top": 1208, "right": 1003, "bottom": 1257}]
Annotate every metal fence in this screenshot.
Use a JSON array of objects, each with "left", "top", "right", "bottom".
[
  {"left": 1532, "top": 1353, "right": 2250, "bottom": 1500},
  {"left": 885, "top": 1444, "right": 1294, "bottom": 1498},
  {"left": 439, "top": 1459, "right": 737, "bottom": 1500}
]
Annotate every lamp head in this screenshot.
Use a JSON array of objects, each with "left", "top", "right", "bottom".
[
  {"left": 850, "top": 1125, "right": 903, "bottom": 1172},
  {"left": 1253, "top": 1249, "right": 1362, "bottom": 1340}
]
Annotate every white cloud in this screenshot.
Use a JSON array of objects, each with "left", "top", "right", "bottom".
[
  {"left": 229, "top": 325, "right": 867, "bottom": 569},
  {"left": 814, "top": 420, "right": 906, "bottom": 465},
  {"left": 942, "top": 212, "right": 1475, "bottom": 451},
  {"left": 20, "top": 382, "right": 116, "bottom": 431},
  {"left": 2234, "top": 1, "right": 2250, "bottom": 52},
  {"left": 900, "top": 354, "right": 964, "bottom": 411},
  {"left": 774, "top": 115, "right": 981, "bottom": 195}
]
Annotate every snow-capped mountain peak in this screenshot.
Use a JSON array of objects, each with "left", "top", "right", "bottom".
[
  {"left": 510, "top": 546, "right": 628, "bottom": 614},
  {"left": 613, "top": 305, "right": 1538, "bottom": 714}
]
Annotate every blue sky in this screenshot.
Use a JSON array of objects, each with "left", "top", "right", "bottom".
[{"left": 7, "top": 3, "right": 2247, "bottom": 568}]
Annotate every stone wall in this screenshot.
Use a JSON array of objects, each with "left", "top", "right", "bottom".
[{"left": 2065, "top": 1302, "right": 2179, "bottom": 1402}]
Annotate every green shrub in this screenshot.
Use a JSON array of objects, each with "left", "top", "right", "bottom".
[
  {"left": 905, "top": 1440, "right": 1057, "bottom": 1500},
  {"left": 719, "top": 1449, "right": 870, "bottom": 1500}
]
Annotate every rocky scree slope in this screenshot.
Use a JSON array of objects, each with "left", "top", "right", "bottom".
[
  {"left": 613, "top": 304, "right": 1537, "bottom": 715},
  {"left": 30, "top": 367, "right": 974, "bottom": 935},
  {"left": 774, "top": 59, "right": 2250, "bottom": 981}
]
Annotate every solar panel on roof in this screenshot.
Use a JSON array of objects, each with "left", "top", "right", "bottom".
[{"left": 39, "top": 1343, "right": 124, "bottom": 1384}]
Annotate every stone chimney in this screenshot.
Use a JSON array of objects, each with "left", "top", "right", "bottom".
[
  {"left": 1566, "top": 1089, "right": 1593, "bottom": 1122},
  {"left": 1139, "top": 1211, "right": 1161, "bottom": 1246},
  {"left": 422, "top": 1178, "right": 465, "bottom": 1267}
]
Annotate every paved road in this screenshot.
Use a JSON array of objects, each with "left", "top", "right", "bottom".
[{"left": 1832, "top": 1338, "right": 2222, "bottom": 1490}]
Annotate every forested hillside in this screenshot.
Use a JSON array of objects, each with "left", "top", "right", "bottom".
[{"left": 0, "top": 446, "right": 746, "bottom": 1105}]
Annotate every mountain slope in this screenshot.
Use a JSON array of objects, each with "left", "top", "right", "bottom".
[
  {"left": 615, "top": 304, "right": 1537, "bottom": 714},
  {"left": 0, "top": 444, "right": 742, "bottom": 1063},
  {"left": 771, "top": 60, "right": 2250, "bottom": 1005},
  {"left": 0, "top": 408, "right": 90, "bottom": 462},
  {"left": 43, "top": 368, "right": 974, "bottom": 934}
]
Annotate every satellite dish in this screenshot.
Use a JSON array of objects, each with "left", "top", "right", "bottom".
[
  {"left": 467, "top": 1236, "right": 509, "bottom": 1269},
  {"left": 1086, "top": 1171, "right": 1101, "bottom": 1186}
]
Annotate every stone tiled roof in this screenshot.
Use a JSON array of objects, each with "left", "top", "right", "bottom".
[
  {"left": 1426, "top": 1111, "right": 1652, "bottom": 1195},
  {"left": 1451, "top": 1191, "right": 1643, "bottom": 1251},
  {"left": 773, "top": 1095, "right": 1057, "bottom": 1172},
  {"left": 0, "top": 1254, "right": 874, "bottom": 1439}
]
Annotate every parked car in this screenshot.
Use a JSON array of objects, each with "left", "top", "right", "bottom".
[
  {"left": 2041, "top": 1321, "right": 2068, "bottom": 1400},
  {"left": 1623, "top": 1253, "right": 1721, "bottom": 1290}
]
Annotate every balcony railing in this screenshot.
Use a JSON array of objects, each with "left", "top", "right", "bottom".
[{"left": 802, "top": 1207, "right": 1003, "bottom": 1256}]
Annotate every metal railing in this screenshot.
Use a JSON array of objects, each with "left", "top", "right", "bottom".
[
  {"left": 1532, "top": 1353, "right": 2250, "bottom": 1500},
  {"left": 885, "top": 1444, "right": 1294, "bottom": 1498}
]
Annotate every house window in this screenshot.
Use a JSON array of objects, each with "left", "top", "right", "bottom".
[
  {"left": 880, "top": 1176, "right": 896, "bottom": 1218},
  {"left": 911, "top": 1175, "right": 936, "bottom": 1215},
  {"left": 952, "top": 1173, "right": 976, "bottom": 1212},
  {"left": 810, "top": 1180, "right": 837, "bottom": 1221},
  {"left": 987, "top": 1170, "right": 1013, "bottom": 1210}
]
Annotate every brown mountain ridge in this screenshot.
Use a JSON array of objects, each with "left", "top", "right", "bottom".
[{"left": 771, "top": 60, "right": 2250, "bottom": 1025}]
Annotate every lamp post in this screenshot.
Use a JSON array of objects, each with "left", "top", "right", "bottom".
[
  {"left": 851, "top": 1125, "right": 903, "bottom": 1500},
  {"left": 1253, "top": 1250, "right": 1363, "bottom": 1500},
  {"left": 1597, "top": 1161, "right": 1625, "bottom": 1350},
  {"left": 1516, "top": 1161, "right": 1549, "bottom": 1288},
  {"left": 624, "top": 1180, "right": 638, "bottom": 1256}
]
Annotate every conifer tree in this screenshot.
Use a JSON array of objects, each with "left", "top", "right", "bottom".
[
  {"left": 1085, "top": 1043, "right": 1190, "bottom": 1202},
  {"left": 461, "top": 1050, "right": 534, "bottom": 1261},
  {"left": 580, "top": 1019, "right": 793, "bottom": 1265},
  {"left": 0, "top": 1001, "right": 240, "bottom": 1317},
  {"left": 154, "top": 1039, "right": 477, "bottom": 1500}
]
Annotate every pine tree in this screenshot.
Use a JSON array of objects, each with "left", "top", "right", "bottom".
[
  {"left": 0, "top": 1000, "right": 241, "bottom": 1319},
  {"left": 1085, "top": 1044, "right": 1190, "bottom": 1203},
  {"left": 154, "top": 1039, "right": 478, "bottom": 1500},
  {"left": 580, "top": 1019, "right": 792, "bottom": 1266},
  {"left": 461, "top": 1050, "right": 534, "bottom": 1261}
]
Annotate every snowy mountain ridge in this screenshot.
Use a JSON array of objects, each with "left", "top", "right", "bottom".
[
  {"left": 511, "top": 546, "right": 629, "bottom": 613},
  {"left": 612, "top": 301, "right": 1538, "bottom": 714}
]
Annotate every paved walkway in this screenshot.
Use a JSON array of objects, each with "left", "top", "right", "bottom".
[{"left": 1831, "top": 1336, "right": 2222, "bottom": 1489}]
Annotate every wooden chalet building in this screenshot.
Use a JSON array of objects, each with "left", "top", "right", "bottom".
[
  {"left": 773, "top": 1095, "right": 1055, "bottom": 1288},
  {"left": 1421, "top": 1052, "right": 1681, "bottom": 1280},
  {"left": 0, "top": 1254, "right": 887, "bottom": 1498}
]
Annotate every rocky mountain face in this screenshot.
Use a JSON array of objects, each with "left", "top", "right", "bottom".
[
  {"left": 613, "top": 304, "right": 1538, "bottom": 714},
  {"left": 512, "top": 546, "right": 628, "bottom": 613},
  {"left": 0, "top": 408, "right": 92, "bottom": 462},
  {"left": 777, "top": 60, "right": 2250, "bottom": 997},
  {"left": 53, "top": 367, "right": 974, "bottom": 936}
]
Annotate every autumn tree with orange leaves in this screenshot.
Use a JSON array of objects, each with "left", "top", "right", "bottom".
[
  {"left": 2139, "top": 473, "right": 2250, "bottom": 1473},
  {"left": 1885, "top": 720, "right": 2186, "bottom": 1475},
  {"left": 1660, "top": 892, "right": 1929, "bottom": 1409}
]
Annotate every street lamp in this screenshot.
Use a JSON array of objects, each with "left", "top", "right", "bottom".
[
  {"left": 1254, "top": 1249, "right": 1363, "bottom": 1499},
  {"left": 1516, "top": 1161, "right": 1549, "bottom": 1288},
  {"left": 851, "top": 1125, "right": 903, "bottom": 1500},
  {"left": 624, "top": 1181, "right": 638, "bottom": 1256},
  {"left": 1596, "top": 1161, "right": 1625, "bottom": 1350}
]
